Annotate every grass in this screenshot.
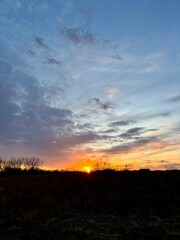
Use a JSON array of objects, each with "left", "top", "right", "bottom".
[{"left": 0, "top": 170, "right": 180, "bottom": 239}]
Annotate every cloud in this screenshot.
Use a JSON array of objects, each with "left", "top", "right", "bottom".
[
  {"left": 103, "top": 136, "right": 157, "bottom": 154},
  {"left": 0, "top": 52, "right": 73, "bottom": 153},
  {"left": 5, "top": 138, "right": 29, "bottom": 144},
  {"left": 109, "top": 54, "right": 123, "bottom": 61},
  {"left": 100, "top": 129, "right": 116, "bottom": 134},
  {"left": 0, "top": 86, "right": 73, "bottom": 148},
  {"left": 34, "top": 36, "right": 50, "bottom": 50},
  {"left": 110, "top": 120, "right": 136, "bottom": 127},
  {"left": 92, "top": 98, "right": 114, "bottom": 110},
  {"left": 126, "top": 127, "right": 144, "bottom": 134},
  {"left": 119, "top": 127, "right": 144, "bottom": 139},
  {"left": 158, "top": 160, "right": 169, "bottom": 163},
  {"left": 1, "top": 105, "right": 74, "bottom": 152},
  {"left": 130, "top": 111, "right": 171, "bottom": 121},
  {"left": 139, "top": 52, "right": 166, "bottom": 73},
  {"left": 59, "top": 23, "right": 96, "bottom": 45},
  {"left": 1, "top": 45, "right": 118, "bottom": 157},
  {"left": 158, "top": 163, "right": 180, "bottom": 170},
  {"left": 160, "top": 112, "right": 171, "bottom": 116},
  {"left": 45, "top": 131, "right": 103, "bottom": 156},
  {"left": 116, "top": 127, "right": 159, "bottom": 141},
  {"left": 27, "top": 49, "right": 36, "bottom": 56},
  {"left": 166, "top": 94, "right": 180, "bottom": 103},
  {"left": 105, "top": 86, "right": 123, "bottom": 99},
  {"left": 15, "top": 97, "right": 74, "bottom": 148},
  {"left": 146, "top": 128, "right": 159, "bottom": 132},
  {"left": 43, "top": 58, "right": 61, "bottom": 65},
  {"left": 74, "top": 123, "right": 97, "bottom": 132}
]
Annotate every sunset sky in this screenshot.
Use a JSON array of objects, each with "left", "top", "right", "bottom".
[{"left": 0, "top": 0, "right": 180, "bottom": 170}]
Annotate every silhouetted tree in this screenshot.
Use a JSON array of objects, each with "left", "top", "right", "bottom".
[
  {"left": 6, "top": 157, "right": 24, "bottom": 169},
  {"left": 0, "top": 156, "right": 43, "bottom": 172},
  {"left": 24, "top": 157, "right": 43, "bottom": 170},
  {"left": 1, "top": 157, "right": 23, "bottom": 172},
  {"left": 124, "top": 164, "right": 131, "bottom": 171}
]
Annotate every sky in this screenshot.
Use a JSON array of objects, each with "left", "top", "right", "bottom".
[{"left": 0, "top": 0, "right": 180, "bottom": 171}]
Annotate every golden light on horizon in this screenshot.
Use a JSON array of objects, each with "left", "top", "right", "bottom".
[{"left": 83, "top": 166, "right": 91, "bottom": 173}]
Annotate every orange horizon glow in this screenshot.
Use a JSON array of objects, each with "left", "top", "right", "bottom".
[
  {"left": 41, "top": 146, "right": 180, "bottom": 171},
  {"left": 35, "top": 142, "right": 180, "bottom": 172},
  {"left": 82, "top": 166, "right": 92, "bottom": 173}
]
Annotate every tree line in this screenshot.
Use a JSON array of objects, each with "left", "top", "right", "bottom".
[{"left": 0, "top": 157, "right": 43, "bottom": 172}]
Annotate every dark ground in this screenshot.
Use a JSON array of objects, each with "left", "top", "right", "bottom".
[{"left": 0, "top": 170, "right": 180, "bottom": 240}]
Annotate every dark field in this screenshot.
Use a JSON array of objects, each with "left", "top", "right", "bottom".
[{"left": 1, "top": 170, "right": 180, "bottom": 240}]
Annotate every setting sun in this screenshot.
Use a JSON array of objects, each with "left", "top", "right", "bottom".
[{"left": 83, "top": 167, "right": 91, "bottom": 173}]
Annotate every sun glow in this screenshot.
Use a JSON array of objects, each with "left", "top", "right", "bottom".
[{"left": 83, "top": 166, "right": 91, "bottom": 173}]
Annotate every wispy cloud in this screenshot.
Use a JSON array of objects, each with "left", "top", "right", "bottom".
[
  {"left": 110, "top": 120, "right": 136, "bottom": 127},
  {"left": 43, "top": 58, "right": 61, "bottom": 65},
  {"left": 105, "top": 86, "right": 123, "bottom": 99},
  {"left": 27, "top": 49, "right": 36, "bottom": 56},
  {"left": 129, "top": 111, "right": 171, "bottom": 122},
  {"left": 59, "top": 23, "right": 96, "bottom": 45},
  {"left": 139, "top": 52, "right": 166, "bottom": 73},
  {"left": 34, "top": 36, "right": 50, "bottom": 50},
  {"left": 119, "top": 127, "right": 144, "bottom": 139},
  {"left": 103, "top": 136, "right": 158, "bottom": 154},
  {"left": 166, "top": 94, "right": 180, "bottom": 103},
  {"left": 158, "top": 163, "right": 180, "bottom": 170},
  {"left": 109, "top": 54, "right": 123, "bottom": 61},
  {"left": 92, "top": 98, "right": 114, "bottom": 110}
]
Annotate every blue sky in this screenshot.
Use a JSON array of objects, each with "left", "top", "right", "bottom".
[{"left": 0, "top": 0, "right": 180, "bottom": 170}]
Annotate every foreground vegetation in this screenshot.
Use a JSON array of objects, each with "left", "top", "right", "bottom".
[{"left": 1, "top": 169, "right": 180, "bottom": 240}]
